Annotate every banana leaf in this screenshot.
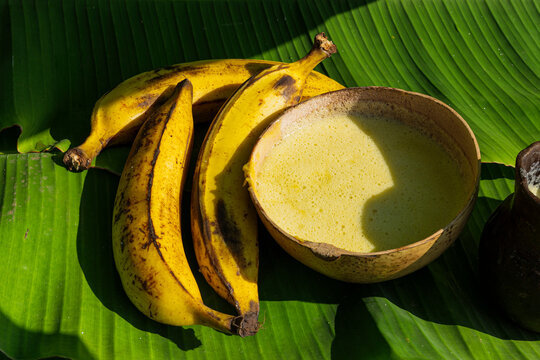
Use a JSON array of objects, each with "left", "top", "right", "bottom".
[{"left": 1, "top": 0, "right": 539, "bottom": 359}]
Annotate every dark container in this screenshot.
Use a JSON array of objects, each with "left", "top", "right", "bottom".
[{"left": 479, "top": 141, "right": 540, "bottom": 332}]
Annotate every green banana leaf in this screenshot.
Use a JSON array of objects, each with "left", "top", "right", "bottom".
[{"left": 1, "top": 0, "right": 539, "bottom": 359}]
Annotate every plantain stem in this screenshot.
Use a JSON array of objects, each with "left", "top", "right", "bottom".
[
  {"left": 63, "top": 147, "right": 94, "bottom": 172},
  {"left": 295, "top": 32, "right": 337, "bottom": 72}
]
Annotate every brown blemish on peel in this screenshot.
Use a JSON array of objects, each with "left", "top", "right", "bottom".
[
  {"left": 199, "top": 202, "right": 237, "bottom": 303},
  {"left": 214, "top": 199, "right": 247, "bottom": 268},
  {"left": 137, "top": 93, "right": 159, "bottom": 108},
  {"left": 133, "top": 274, "right": 155, "bottom": 296},
  {"left": 273, "top": 75, "right": 297, "bottom": 102},
  {"left": 243, "top": 62, "right": 274, "bottom": 76},
  {"left": 273, "top": 74, "right": 294, "bottom": 89}
]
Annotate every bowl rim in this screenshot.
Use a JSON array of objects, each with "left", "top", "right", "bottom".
[{"left": 246, "top": 86, "right": 481, "bottom": 259}]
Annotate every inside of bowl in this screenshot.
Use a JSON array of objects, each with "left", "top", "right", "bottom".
[{"left": 247, "top": 88, "right": 480, "bottom": 253}]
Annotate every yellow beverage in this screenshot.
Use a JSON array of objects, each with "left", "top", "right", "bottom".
[{"left": 253, "top": 112, "right": 468, "bottom": 252}]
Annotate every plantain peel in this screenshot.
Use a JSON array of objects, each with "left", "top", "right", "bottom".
[
  {"left": 63, "top": 59, "right": 343, "bottom": 172},
  {"left": 191, "top": 33, "right": 337, "bottom": 335},
  {"left": 112, "top": 79, "right": 248, "bottom": 336}
]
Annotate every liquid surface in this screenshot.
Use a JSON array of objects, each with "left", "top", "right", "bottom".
[{"left": 254, "top": 113, "right": 468, "bottom": 252}]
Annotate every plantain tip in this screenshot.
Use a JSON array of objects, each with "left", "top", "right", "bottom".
[
  {"left": 231, "top": 312, "right": 260, "bottom": 337},
  {"left": 63, "top": 148, "right": 91, "bottom": 172},
  {"left": 313, "top": 32, "right": 337, "bottom": 56}
]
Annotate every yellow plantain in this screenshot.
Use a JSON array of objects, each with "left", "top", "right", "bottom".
[
  {"left": 63, "top": 59, "right": 344, "bottom": 172},
  {"left": 112, "top": 79, "right": 244, "bottom": 335},
  {"left": 191, "top": 33, "right": 337, "bottom": 335}
]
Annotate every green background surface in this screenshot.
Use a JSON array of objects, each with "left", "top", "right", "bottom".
[{"left": 1, "top": 0, "right": 539, "bottom": 359}]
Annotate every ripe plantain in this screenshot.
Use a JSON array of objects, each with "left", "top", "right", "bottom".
[
  {"left": 191, "top": 33, "right": 337, "bottom": 335},
  {"left": 112, "top": 79, "right": 244, "bottom": 335},
  {"left": 63, "top": 59, "right": 344, "bottom": 172}
]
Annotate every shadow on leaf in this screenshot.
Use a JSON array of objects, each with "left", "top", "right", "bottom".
[
  {"left": 0, "top": 125, "right": 21, "bottom": 154},
  {"left": 0, "top": 309, "right": 94, "bottom": 360},
  {"left": 331, "top": 293, "right": 393, "bottom": 360}
]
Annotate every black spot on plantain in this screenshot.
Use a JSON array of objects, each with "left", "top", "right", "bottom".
[
  {"left": 133, "top": 274, "right": 154, "bottom": 296},
  {"left": 273, "top": 75, "right": 297, "bottom": 102},
  {"left": 274, "top": 74, "right": 294, "bottom": 88},
  {"left": 114, "top": 204, "right": 133, "bottom": 224},
  {"left": 121, "top": 224, "right": 131, "bottom": 236},
  {"left": 145, "top": 72, "right": 183, "bottom": 85},
  {"left": 146, "top": 65, "right": 210, "bottom": 86},
  {"left": 137, "top": 93, "right": 158, "bottom": 108},
  {"left": 141, "top": 279, "right": 150, "bottom": 294},
  {"left": 215, "top": 199, "right": 246, "bottom": 267},
  {"left": 243, "top": 62, "right": 273, "bottom": 76},
  {"left": 113, "top": 211, "right": 122, "bottom": 224}
]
